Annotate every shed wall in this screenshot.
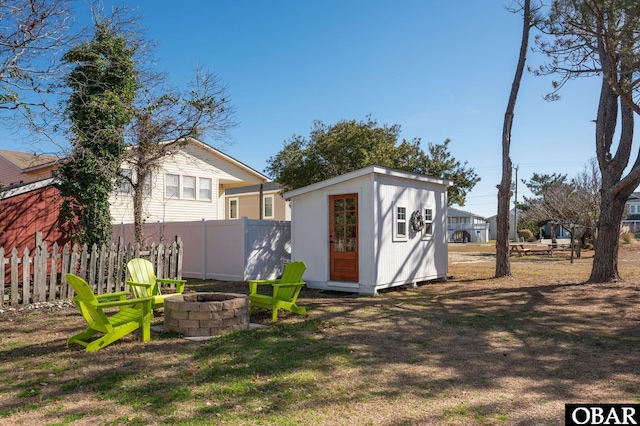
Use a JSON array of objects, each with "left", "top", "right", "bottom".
[
  {"left": 290, "top": 171, "right": 449, "bottom": 295},
  {"left": 0, "top": 185, "right": 69, "bottom": 253},
  {"left": 372, "top": 174, "right": 448, "bottom": 291},
  {"left": 290, "top": 175, "right": 372, "bottom": 291}
]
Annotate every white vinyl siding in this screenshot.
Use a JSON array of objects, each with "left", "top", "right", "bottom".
[{"left": 111, "top": 140, "right": 265, "bottom": 224}]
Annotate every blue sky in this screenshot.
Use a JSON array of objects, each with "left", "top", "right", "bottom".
[{"left": 2, "top": 1, "right": 620, "bottom": 219}]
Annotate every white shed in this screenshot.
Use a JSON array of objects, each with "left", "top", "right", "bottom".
[{"left": 284, "top": 166, "right": 452, "bottom": 295}]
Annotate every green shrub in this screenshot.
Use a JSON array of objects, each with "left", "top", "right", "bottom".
[
  {"left": 517, "top": 229, "right": 533, "bottom": 241},
  {"left": 620, "top": 232, "right": 636, "bottom": 244}
]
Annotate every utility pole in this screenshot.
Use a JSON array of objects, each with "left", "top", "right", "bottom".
[{"left": 513, "top": 165, "right": 518, "bottom": 241}]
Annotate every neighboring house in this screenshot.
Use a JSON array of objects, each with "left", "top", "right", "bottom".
[
  {"left": 0, "top": 149, "right": 60, "bottom": 188},
  {"left": 110, "top": 138, "right": 270, "bottom": 226},
  {"left": 2, "top": 138, "right": 270, "bottom": 249},
  {"left": 622, "top": 192, "right": 640, "bottom": 233},
  {"left": 225, "top": 181, "right": 290, "bottom": 221},
  {"left": 488, "top": 210, "right": 572, "bottom": 241},
  {"left": 0, "top": 178, "right": 69, "bottom": 252},
  {"left": 447, "top": 207, "right": 489, "bottom": 243},
  {"left": 487, "top": 210, "right": 516, "bottom": 241},
  {"left": 284, "top": 165, "right": 452, "bottom": 296},
  {"left": 541, "top": 222, "right": 571, "bottom": 239}
]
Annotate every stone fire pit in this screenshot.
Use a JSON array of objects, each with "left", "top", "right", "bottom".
[{"left": 163, "top": 292, "right": 249, "bottom": 337}]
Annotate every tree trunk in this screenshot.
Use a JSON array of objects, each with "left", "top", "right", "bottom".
[
  {"left": 495, "top": 176, "right": 512, "bottom": 277},
  {"left": 589, "top": 191, "right": 625, "bottom": 282},
  {"left": 133, "top": 182, "right": 145, "bottom": 246},
  {"left": 133, "top": 166, "right": 150, "bottom": 246},
  {"left": 589, "top": 54, "right": 640, "bottom": 282},
  {"left": 496, "top": 0, "right": 530, "bottom": 278}
]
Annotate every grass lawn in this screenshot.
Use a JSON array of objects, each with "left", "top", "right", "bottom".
[{"left": 1, "top": 243, "right": 639, "bottom": 425}]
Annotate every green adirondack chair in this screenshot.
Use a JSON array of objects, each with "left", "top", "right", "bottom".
[
  {"left": 66, "top": 273, "right": 154, "bottom": 352},
  {"left": 248, "top": 260, "right": 307, "bottom": 322},
  {"left": 126, "top": 258, "right": 186, "bottom": 310}
]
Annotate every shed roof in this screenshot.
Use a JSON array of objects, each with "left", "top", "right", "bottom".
[
  {"left": 0, "top": 177, "right": 58, "bottom": 200},
  {"left": 283, "top": 165, "right": 453, "bottom": 199}
]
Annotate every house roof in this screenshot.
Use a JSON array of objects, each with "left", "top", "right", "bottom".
[
  {"left": 448, "top": 207, "right": 487, "bottom": 220},
  {"left": 283, "top": 166, "right": 454, "bottom": 199},
  {"left": 1, "top": 139, "right": 267, "bottom": 182},
  {"left": 225, "top": 181, "right": 282, "bottom": 195},
  {"left": 174, "top": 138, "right": 270, "bottom": 182},
  {"left": 0, "top": 149, "right": 60, "bottom": 171},
  {"left": 625, "top": 213, "right": 640, "bottom": 221}
]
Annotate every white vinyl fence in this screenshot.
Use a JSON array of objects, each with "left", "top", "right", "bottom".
[{"left": 113, "top": 218, "right": 291, "bottom": 281}]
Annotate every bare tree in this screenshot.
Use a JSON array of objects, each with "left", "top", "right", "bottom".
[
  {"left": 519, "top": 160, "right": 601, "bottom": 257},
  {"left": 496, "top": 0, "right": 533, "bottom": 278},
  {"left": 536, "top": 0, "right": 640, "bottom": 282},
  {"left": 123, "top": 65, "right": 237, "bottom": 245},
  {"left": 0, "top": 0, "right": 75, "bottom": 127}
]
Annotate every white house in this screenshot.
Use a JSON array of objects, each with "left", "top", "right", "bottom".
[
  {"left": 110, "top": 138, "right": 270, "bottom": 226},
  {"left": 284, "top": 166, "right": 452, "bottom": 296},
  {"left": 487, "top": 210, "right": 516, "bottom": 241},
  {"left": 447, "top": 207, "right": 489, "bottom": 243},
  {"left": 622, "top": 192, "right": 640, "bottom": 233}
]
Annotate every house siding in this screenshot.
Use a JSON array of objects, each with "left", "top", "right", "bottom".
[
  {"left": 0, "top": 157, "right": 24, "bottom": 187},
  {"left": 225, "top": 191, "right": 289, "bottom": 221},
  {"left": 110, "top": 142, "right": 266, "bottom": 224},
  {"left": 0, "top": 151, "right": 59, "bottom": 187}
]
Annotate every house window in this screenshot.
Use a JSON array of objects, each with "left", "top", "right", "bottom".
[
  {"left": 394, "top": 205, "right": 407, "bottom": 241},
  {"left": 142, "top": 172, "right": 152, "bottom": 196},
  {"left": 118, "top": 169, "right": 132, "bottom": 194},
  {"left": 424, "top": 208, "right": 433, "bottom": 236},
  {"left": 183, "top": 176, "right": 196, "bottom": 199},
  {"left": 263, "top": 195, "right": 274, "bottom": 218},
  {"left": 630, "top": 205, "right": 637, "bottom": 214},
  {"left": 229, "top": 198, "right": 238, "bottom": 219},
  {"left": 165, "top": 174, "right": 179, "bottom": 198},
  {"left": 199, "top": 177, "right": 212, "bottom": 200}
]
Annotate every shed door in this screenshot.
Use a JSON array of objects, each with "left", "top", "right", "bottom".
[{"left": 329, "top": 194, "right": 359, "bottom": 282}]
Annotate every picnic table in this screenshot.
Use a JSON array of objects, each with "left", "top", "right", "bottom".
[{"left": 509, "top": 243, "right": 554, "bottom": 257}]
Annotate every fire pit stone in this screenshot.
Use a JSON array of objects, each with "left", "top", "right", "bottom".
[{"left": 163, "top": 292, "right": 250, "bottom": 337}]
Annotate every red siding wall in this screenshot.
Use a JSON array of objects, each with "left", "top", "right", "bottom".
[{"left": 0, "top": 185, "right": 70, "bottom": 253}]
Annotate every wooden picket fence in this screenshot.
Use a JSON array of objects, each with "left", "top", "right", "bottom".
[{"left": 0, "top": 233, "right": 183, "bottom": 308}]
